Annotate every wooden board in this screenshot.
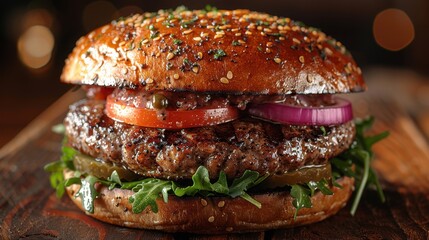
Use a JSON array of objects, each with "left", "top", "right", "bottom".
[{"left": 1, "top": 71, "right": 429, "bottom": 239}]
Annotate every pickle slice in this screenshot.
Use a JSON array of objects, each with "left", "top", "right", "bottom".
[
  {"left": 73, "top": 153, "right": 140, "bottom": 181},
  {"left": 261, "top": 164, "right": 332, "bottom": 189}
]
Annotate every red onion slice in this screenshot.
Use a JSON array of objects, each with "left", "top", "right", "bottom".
[{"left": 248, "top": 97, "right": 353, "bottom": 126}]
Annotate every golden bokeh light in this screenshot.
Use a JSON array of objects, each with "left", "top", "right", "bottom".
[
  {"left": 17, "top": 25, "right": 55, "bottom": 69},
  {"left": 373, "top": 8, "right": 415, "bottom": 51}
]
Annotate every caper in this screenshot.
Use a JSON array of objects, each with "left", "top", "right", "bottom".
[
  {"left": 152, "top": 93, "right": 169, "bottom": 109},
  {"left": 73, "top": 152, "right": 140, "bottom": 181}
]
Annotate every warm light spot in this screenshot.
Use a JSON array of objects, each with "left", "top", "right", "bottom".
[
  {"left": 113, "top": 5, "right": 143, "bottom": 20},
  {"left": 17, "top": 25, "right": 54, "bottom": 69},
  {"left": 373, "top": 8, "right": 415, "bottom": 51},
  {"left": 82, "top": 1, "right": 117, "bottom": 32}
]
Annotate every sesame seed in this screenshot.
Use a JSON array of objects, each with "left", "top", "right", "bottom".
[
  {"left": 279, "top": 37, "right": 285, "bottom": 41},
  {"left": 263, "top": 28, "right": 272, "bottom": 33},
  {"left": 266, "top": 42, "right": 273, "bottom": 48},
  {"left": 183, "top": 29, "right": 193, "bottom": 35},
  {"left": 217, "top": 201, "right": 225, "bottom": 208},
  {"left": 324, "top": 47, "right": 333, "bottom": 56},
  {"left": 260, "top": 32, "right": 266, "bottom": 36},
  {"left": 226, "top": 227, "right": 233, "bottom": 232},
  {"left": 166, "top": 52, "right": 174, "bottom": 60},
  {"left": 192, "top": 66, "right": 199, "bottom": 73},
  {"left": 238, "top": 39, "right": 246, "bottom": 44},
  {"left": 207, "top": 25, "right": 214, "bottom": 29},
  {"left": 245, "top": 30, "right": 252, "bottom": 35},
  {"left": 173, "top": 74, "right": 180, "bottom": 79},
  {"left": 208, "top": 216, "right": 215, "bottom": 222},
  {"left": 257, "top": 26, "right": 263, "bottom": 31},
  {"left": 214, "top": 34, "right": 224, "bottom": 39},
  {"left": 200, "top": 19, "right": 208, "bottom": 24},
  {"left": 121, "top": 68, "right": 128, "bottom": 74},
  {"left": 235, "top": 33, "right": 242, "bottom": 36},
  {"left": 227, "top": 71, "right": 233, "bottom": 79},
  {"left": 200, "top": 32, "right": 209, "bottom": 37},
  {"left": 220, "top": 77, "right": 229, "bottom": 84},
  {"left": 293, "top": 38, "right": 301, "bottom": 44},
  {"left": 152, "top": 36, "right": 161, "bottom": 41},
  {"left": 274, "top": 57, "right": 282, "bottom": 64},
  {"left": 197, "top": 52, "right": 203, "bottom": 59},
  {"left": 156, "top": 17, "right": 165, "bottom": 22},
  {"left": 193, "top": 36, "right": 202, "bottom": 41},
  {"left": 130, "top": 66, "right": 137, "bottom": 71},
  {"left": 142, "top": 39, "right": 149, "bottom": 44},
  {"left": 119, "top": 41, "right": 126, "bottom": 47},
  {"left": 215, "top": 31, "right": 225, "bottom": 35},
  {"left": 219, "top": 25, "right": 231, "bottom": 30},
  {"left": 266, "top": 48, "right": 272, "bottom": 53},
  {"left": 231, "top": 28, "right": 239, "bottom": 32},
  {"left": 200, "top": 198, "right": 208, "bottom": 206},
  {"left": 146, "top": 78, "right": 154, "bottom": 84},
  {"left": 101, "top": 25, "right": 110, "bottom": 33},
  {"left": 299, "top": 55, "right": 305, "bottom": 63}
]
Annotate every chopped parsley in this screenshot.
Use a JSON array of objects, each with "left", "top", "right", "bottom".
[{"left": 209, "top": 49, "right": 226, "bottom": 60}]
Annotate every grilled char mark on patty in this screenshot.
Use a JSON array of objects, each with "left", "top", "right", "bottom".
[{"left": 65, "top": 99, "right": 356, "bottom": 180}]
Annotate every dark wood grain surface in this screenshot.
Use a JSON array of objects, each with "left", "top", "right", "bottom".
[{"left": 1, "top": 69, "right": 429, "bottom": 239}]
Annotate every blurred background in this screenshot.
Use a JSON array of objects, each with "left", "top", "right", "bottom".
[{"left": 1, "top": 0, "right": 428, "bottom": 147}]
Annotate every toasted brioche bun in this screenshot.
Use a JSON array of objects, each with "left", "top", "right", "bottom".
[
  {"left": 64, "top": 170, "right": 354, "bottom": 234},
  {"left": 61, "top": 9, "right": 365, "bottom": 94}
]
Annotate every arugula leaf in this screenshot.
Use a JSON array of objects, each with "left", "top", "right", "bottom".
[
  {"left": 171, "top": 167, "right": 265, "bottom": 208},
  {"left": 172, "top": 166, "right": 218, "bottom": 196},
  {"left": 349, "top": 150, "right": 370, "bottom": 215},
  {"left": 107, "top": 170, "right": 122, "bottom": 190},
  {"left": 331, "top": 116, "right": 388, "bottom": 215},
  {"left": 51, "top": 124, "right": 65, "bottom": 134},
  {"left": 129, "top": 179, "right": 172, "bottom": 213},
  {"left": 229, "top": 170, "right": 262, "bottom": 198},
  {"left": 291, "top": 185, "right": 312, "bottom": 219},
  {"left": 76, "top": 175, "right": 99, "bottom": 213},
  {"left": 307, "top": 179, "right": 333, "bottom": 196},
  {"left": 44, "top": 144, "right": 77, "bottom": 197}
]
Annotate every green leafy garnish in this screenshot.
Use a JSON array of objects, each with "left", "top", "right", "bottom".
[
  {"left": 291, "top": 185, "right": 312, "bottom": 219},
  {"left": 46, "top": 117, "right": 388, "bottom": 216},
  {"left": 45, "top": 146, "right": 267, "bottom": 214},
  {"left": 212, "top": 49, "right": 227, "bottom": 60},
  {"left": 76, "top": 175, "right": 99, "bottom": 213},
  {"left": 331, "top": 116, "right": 389, "bottom": 215},
  {"left": 289, "top": 116, "right": 388, "bottom": 218},
  {"left": 44, "top": 144, "right": 76, "bottom": 198},
  {"left": 129, "top": 179, "right": 172, "bottom": 213}
]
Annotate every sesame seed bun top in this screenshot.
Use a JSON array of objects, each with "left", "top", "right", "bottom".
[{"left": 61, "top": 7, "right": 365, "bottom": 94}]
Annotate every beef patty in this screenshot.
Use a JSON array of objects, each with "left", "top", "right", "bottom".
[{"left": 64, "top": 99, "right": 355, "bottom": 180}]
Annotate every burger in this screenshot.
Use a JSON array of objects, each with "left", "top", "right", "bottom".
[{"left": 45, "top": 6, "right": 387, "bottom": 233}]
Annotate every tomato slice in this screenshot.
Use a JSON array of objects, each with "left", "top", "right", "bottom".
[{"left": 105, "top": 95, "right": 239, "bottom": 129}]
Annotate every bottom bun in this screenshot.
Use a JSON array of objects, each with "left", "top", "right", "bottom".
[{"left": 64, "top": 170, "right": 354, "bottom": 234}]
